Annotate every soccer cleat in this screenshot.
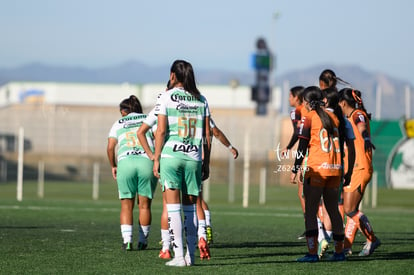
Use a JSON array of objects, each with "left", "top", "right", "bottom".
[
  {"left": 122, "top": 242, "right": 133, "bottom": 251},
  {"left": 327, "top": 252, "right": 346, "bottom": 262},
  {"left": 296, "top": 253, "right": 319, "bottom": 262},
  {"left": 165, "top": 257, "right": 187, "bottom": 267},
  {"left": 317, "top": 239, "right": 329, "bottom": 259},
  {"left": 297, "top": 231, "right": 306, "bottom": 240},
  {"left": 198, "top": 237, "right": 211, "bottom": 260},
  {"left": 358, "top": 238, "right": 381, "bottom": 256},
  {"left": 206, "top": 226, "right": 214, "bottom": 244},
  {"left": 159, "top": 249, "right": 171, "bottom": 259},
  {"left": 137, "top": 242, "right": 148, "bottom": 250}
]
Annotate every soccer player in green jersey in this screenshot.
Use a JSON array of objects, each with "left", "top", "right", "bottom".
[
  {"left": 139, "top": 60, "right": 211, "bottom": 267},
  {"left": 107, "top": 95, "right": 158, "bottom": 251}
]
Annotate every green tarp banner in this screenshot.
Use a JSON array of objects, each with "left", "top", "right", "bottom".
[{"left": 371, "top": 119, "right": 414, "bottom": 189}]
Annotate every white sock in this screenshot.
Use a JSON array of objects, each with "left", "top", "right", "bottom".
[
  {"left": 317, "top": 217, "right": 325, "bottom": 242},
  {"left": 183, "top": 204, "right": 197, "bottom": 260},
  {"left": 325, "top": 230, "right": 333, "bottom": 242},
  {"left": 204, "top": 210, "right": 211, "bottom": 227},
  {"left": 198, "top": 219, "right": 207, "bottom": 240},
  {"left": 161, "top": 229, "right": 170, "bottom": 251},
  {"left": 139, "top": 224, "right": 150, "bottom": 244},
  {"left": 167, "top": 203, "right": 183, "bottom": 258},
  {"left": 121, "top": 224, "right": 133, "bottom": 244}
]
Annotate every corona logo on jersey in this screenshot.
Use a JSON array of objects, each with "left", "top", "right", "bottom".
[{"left": 171, "top": 93, "right": 198, "bottom": 102}]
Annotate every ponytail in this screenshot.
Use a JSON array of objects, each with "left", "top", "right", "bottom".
[
  {"left": 319, "top": 69, "right": 351, "bottom": 90},
  {"left": 339, "top": 88, "right": 371, "bottom": 120},
  {"left": 119, "top": 95, "right": 143, "bottom": 114},
  {"left": 303, "top": 86, "right": 335, "bottom": 136}
]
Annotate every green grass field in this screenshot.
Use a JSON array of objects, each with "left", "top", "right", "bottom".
[{"left": 1, "top": 181, "right": 414, "bottom": 274}]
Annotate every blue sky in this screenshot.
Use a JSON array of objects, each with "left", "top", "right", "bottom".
[{"left": 1, "top": 0, "right": 413, "bottom": 84}]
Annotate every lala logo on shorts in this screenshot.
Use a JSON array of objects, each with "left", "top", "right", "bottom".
[{"left": 173, "top": 144, "right": 199, "bottom": 153}]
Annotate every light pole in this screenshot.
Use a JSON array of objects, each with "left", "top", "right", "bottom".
[{"left": 228, "top": 79, "right": 239, "bottom": 203}]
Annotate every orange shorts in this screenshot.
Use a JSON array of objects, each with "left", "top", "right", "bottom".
[
  {"left": 306, "top": 175, "right": 341, "bottom": 188},
  {"left": 343, "top": 168, "right": 372, "bottom": 193}
]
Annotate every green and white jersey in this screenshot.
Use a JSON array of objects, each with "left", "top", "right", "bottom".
[
  {"left": 144, "top": 108, "right": 158, "bottom": 130},
  {"left": 154, "top": 87, "right": 210, "bottom": 161},
  {"left": 143, "top": 92, "right": 163, "bottom": 130},
  {"left": 108, "top": 112, "right": 154, "bottom": 162}
]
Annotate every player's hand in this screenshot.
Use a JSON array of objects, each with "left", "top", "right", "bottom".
[
  {"left": 231, "top": 147, "right": 239, "bottom": 159},
  {"left": 201, "top": 162, "right": 210, "bottom": 181},
  {"left": 343, "top": 172, "right": 351, "bottom": 186},
  {"left": 111, "top": 167, "right": 117, "bottom": 180},
  {"left": 364, "top": 139, "right": 376, "bottom": 152},
  {"left": 290, "top": 172, "right": 297, "bottom": 184},
  {"left": 296, "top": 169, "right": 304, "bottom": 184},
  {"left": 153, "top": 160, "right": 160, "bottom": 178}
]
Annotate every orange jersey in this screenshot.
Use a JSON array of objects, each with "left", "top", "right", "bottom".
[
  {"left": 347, "top": 110, "right": 373, "bottom": 172},
  {"left": 299, "top": 110, "right": 342, "bottom": 178},
  {"left": 294, "top": 104, "right": 308, "bottom": 128}
]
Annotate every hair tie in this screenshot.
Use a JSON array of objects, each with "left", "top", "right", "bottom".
[
  {"left": 309, "top": 100, "right": 325, "bottom": 110},
  {"left": 351, "top": 89, "right": 362, "bottom": 104}
]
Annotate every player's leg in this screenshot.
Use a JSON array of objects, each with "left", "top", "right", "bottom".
[
  {"left": 343, "top": 170, "right": 380, "bottom": 256},
  {"left": 120, "top": 198, "right": 134, "bottom": 251},
  {"left": 161, "top": 158, "right": 186, "bottom": 267},
  {"left": 137, "top": 195, "right": 151, "bottom": 250},
  {"left": 317, "top": 201, "right": 332, "bottom": 258},
  {"left": 184, "top": 160, "right": 210, "bottom": 264},
  {"left": 297, "top": 177, "right": 323, "bottom": 262},
  {"left": 201, "top": 194, "right": 213, "bottom": 244},
  {"left": 136, "top": 158, "right": 158, "bottom": 250},
  {"left": 297, "top": 182, "right": 306, "bottom": 239},
  {"left": 182, "top": 193, "right": 199, "bottom": 265},
  {"left": 321, "top": 203, "right": 333, "bottom": 241},
  {"left": 159, "top": 190, "right": 171, "bottom": 259},
  {"left": 164, "top": 188, "right": 185, "bottom": 266},
  {"left": 116, "top": 160, "right": 137, "bottom": 251},
  {"left": 197, "top": 189, "right": 207, "bottom": 243},
  {"left": 322, "top": 180, "right": 345, "bottom": 261},
  {"left": 344, "top": 187, "right": 380, "bottom": 256},
  {"left": 343, "top": 187, "right": 362, "bottom": 254}
]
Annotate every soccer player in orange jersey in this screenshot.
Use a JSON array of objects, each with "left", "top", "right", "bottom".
[
  {"left": 281, "top": 86, "right": 306, "bottom": 239},
  {"left": 316, "top": 70, "right": 353, "bottom": 257},
  {"left": 338, "top": 88, "right": 381, "bottom": 257},
  {"left": 291, "top": 86, "right": 345, "bottom": 262}
]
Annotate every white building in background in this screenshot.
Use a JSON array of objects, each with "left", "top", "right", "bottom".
[
  {"left": 0, "top": 81, "right": 286, "bottom": 185},
  {"left": 0, "top": 81, "right": 282, "bottom": 110},
  {"left": 0, "top": 81, "right": 284, "bottom": 165}
]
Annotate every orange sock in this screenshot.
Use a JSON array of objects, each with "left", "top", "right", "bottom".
[
  {"left": 344, "top": 216, "right": 358, "bottom": 249},
  {"left": 358, "top": 212, "right": 376, "bottom": 242}
]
